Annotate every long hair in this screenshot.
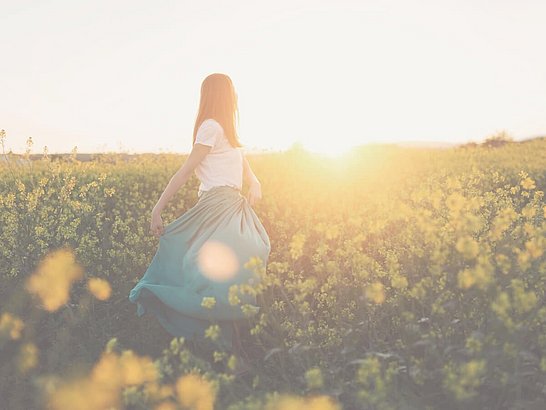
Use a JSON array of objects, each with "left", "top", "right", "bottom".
[{"left": 192, "top": 73, "right": 242, "bottom": 148}]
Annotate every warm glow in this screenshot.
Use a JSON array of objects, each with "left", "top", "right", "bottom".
[
  {"left": 304, "top": 141, "right": 354, "bottom": 157},
  {"left": 197, "top": 240, "right": 239, "bottom": 281},
  {"left": 1, "top": 1, "right": 545, "bottom": 154}
]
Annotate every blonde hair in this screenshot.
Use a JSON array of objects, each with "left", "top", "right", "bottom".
[{"left": 192, "top": 73, "right": 242, "bottom": 148}]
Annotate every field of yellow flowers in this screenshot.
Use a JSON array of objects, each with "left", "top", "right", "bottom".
[{"left": 1, "top": 130, "right": 545, "bottom": 409}]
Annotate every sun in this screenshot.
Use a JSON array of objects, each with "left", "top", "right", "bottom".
[{"left": 302, "top": 141, "right": 354, "bottom": 158}]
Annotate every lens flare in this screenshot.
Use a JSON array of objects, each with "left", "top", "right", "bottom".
[{"left": 197, "top": 240, "right": 239, "bottom": 282}]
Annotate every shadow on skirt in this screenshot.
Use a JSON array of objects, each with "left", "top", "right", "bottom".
[{"left": 129, "top": 185, "right": 271, "bottom": 351}]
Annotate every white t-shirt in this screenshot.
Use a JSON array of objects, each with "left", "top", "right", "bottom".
[{"left": 193, "top": 118, "right": 243, "bottom": 193}]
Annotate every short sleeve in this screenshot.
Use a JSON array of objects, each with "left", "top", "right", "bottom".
[{"left": 194, "top": 119, "right": 221, "bottom": 147}]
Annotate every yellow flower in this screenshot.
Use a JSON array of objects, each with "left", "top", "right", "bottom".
[
  {"left": 457, "top": 268, "right": 474, "bottom": 289},
  {"left": 119, "top": 350, "right": 159, "bottom": 386},
  {"left": 511, "top": 279, "right": 537, "bottom": 314},
  {"left": 48, "top": 377, "right": 119, "bottom": 410},
  {"left": 465, "top": 336, "right": 482, "bottom": 354},
  {"left": 0, "top": 312, "right": 25, "bottom": 340},
  {"left": 244, "top": 256, "right": 266, "bottom": 278},
  {"left": 228, "top": 285, "right": 241, "bottom": 306},
  {"left": 90, "top": 351, "right": 124, "bottom": 390},
  {"left": 365, "top": 282, "right": 385, "bottom": 304},
  {"left": 391, "top": 274, "right": 408, "bottom": 290},
  {"left": 227, "top": 354, "right": 238, "bottom": 371},
  {"left": 50, "top": 349, "right": 158, "bottom": 410},
  {"left": 265, "top": 394, "right": 305, "bottom": 410},
  {"left": 525, "top": 237, "right": 544, "bottom": 259},
  {"left": 144, "top": 382, "right": 174, "bottom": 402},
  {"left": 446, "top": 192, "right": 465, "bottom": 212},
  {"left": 104, "top": 187, "right": 116, "bottom": 197},
  {"left": 521, "top": 205, "right": 536, "bottom": 218},
  {"left": 443, "top": 359, "right": 486, "bottom": 400},
  {"left": 305, "top": 367, "right": 324, "bottom": 389},
  {"left": 16, "top": 179, "right": 26, "bottom": 193},
  {"left": 201, "top": 296, "right": 216, "bottom": 309},
  {"left": 455, "top": 236, "right": 479, "bottom": 260},
  {"left": 25, "top": 248, "right": 84, "bottom": 311},
  {"left": 204, "top": 324, "right": 220, "bottom": 342},
  {"left": 241, "top": 303, "right": 260, "bottom": 317},
  {"left": 87, "top": 277, "right": 112, "bottom": 301},
  {"left": 17, "top": 342, "right": 38, "bottom": 373},
  {"left": 306, "top": 395, "right": 342, "bottom": 410},
  {"left": 289, "top": 233, "right": 306, "bottom": 260},
  {"left": 495, "top": 253, "right": 511, "bottom": 273},
  {"left": 90, "top": 349, "right": 158, "bottom": 388},
  {"left": 515, "top": 247, "right": 532, "bottom": 271},
  {"left": 491, "top": 292, "right": 513, "bottom": 329},
  {"left": 176, "top": 372, "right": 216, "bottom": 410},
  {"left": 154, "top": 401, "right": 178, "bottom": 410},
  {"left": 264, "top": 393, "right": 341, "bottom": 410},
  {"left": 457, "top": 256, "right": 493, "bottom": 290},
  {"left": 213, "top": 351, "right": 227, "bottom": 363},
  {"left": 520, "top": 177, "right": 536, "bottom": 190}
]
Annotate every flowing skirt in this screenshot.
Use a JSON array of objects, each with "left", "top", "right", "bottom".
[{"left": 128, "top": 185, "right": 271, "bottom": 350}]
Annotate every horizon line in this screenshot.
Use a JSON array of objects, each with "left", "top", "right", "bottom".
[{"left": 4, "top": 135, "right": 544, "bottom": 157}]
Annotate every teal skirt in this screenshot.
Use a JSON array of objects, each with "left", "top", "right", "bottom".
[{"left": 129, "top": 185, "right": 271, "bottom": 350}]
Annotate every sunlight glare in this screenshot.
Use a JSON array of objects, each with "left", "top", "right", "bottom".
[
  {"left": 197, "top": 240, "right": 239, "bottom": 282},
  {"left": 300, "top": 139, "right": 356, "bottom": 158}
]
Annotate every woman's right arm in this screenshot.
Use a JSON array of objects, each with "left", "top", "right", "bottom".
[
  {"left": 153, "top": 143, "right": 212, "bottom": 214},
  {"left": 149, "top": 143, "right": 211, "bottom": 237}
]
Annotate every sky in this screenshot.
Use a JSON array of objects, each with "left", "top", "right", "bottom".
[{"left": 1, "top": 0, "right": 545, "bottom": 155}]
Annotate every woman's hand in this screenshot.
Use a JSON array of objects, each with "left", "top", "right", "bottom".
[
  {"left": 247, "top": 180, "right": 262, "bottom": 206},
  {"left": 150, "top": 208, "right": 165, "bottom": 238}
]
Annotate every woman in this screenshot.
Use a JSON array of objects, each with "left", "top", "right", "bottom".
[{"left": 129, "top": 73, "right": 271, "bottom": 376}]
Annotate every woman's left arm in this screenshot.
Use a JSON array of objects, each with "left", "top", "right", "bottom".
[
  {"left": 153, "top": 143, "right": 211, "bottom": 214},
  {"left": 243, "top": 154, "right": 262, "bottom": 206}
]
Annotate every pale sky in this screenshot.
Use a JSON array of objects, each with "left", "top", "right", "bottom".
[{"left": 1, "top": 0, "right": 545, "bottom": 154}]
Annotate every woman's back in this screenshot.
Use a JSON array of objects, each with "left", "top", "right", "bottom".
[{"left": 194, "top": 118, "right": 243, "bottom": 194}]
